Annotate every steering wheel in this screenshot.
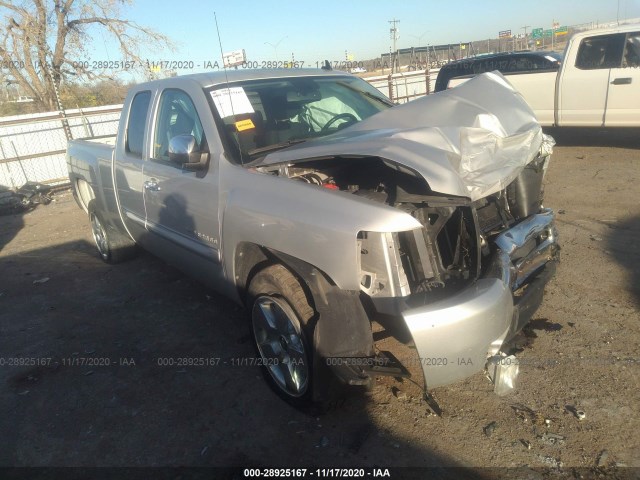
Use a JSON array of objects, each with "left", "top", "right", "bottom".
[{"left": 321, "top": 113, "right": 358, "bottom": 132}]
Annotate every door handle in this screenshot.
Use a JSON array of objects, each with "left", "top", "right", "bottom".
[
  {"left": 144, "top": 179, "right": 161, "bottom": 191},
  {"left": 611, "top": 77, "right": 632, "bottom": 85}
]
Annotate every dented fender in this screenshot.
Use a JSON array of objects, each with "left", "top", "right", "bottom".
[{"left": 220, "top": 165, "right": 421, "bottom": 293}]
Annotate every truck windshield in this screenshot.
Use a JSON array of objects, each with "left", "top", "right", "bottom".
[{"left": 206, "top": 75, "right": 393, "bottom": 164}]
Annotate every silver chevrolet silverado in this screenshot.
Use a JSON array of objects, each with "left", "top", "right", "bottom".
[{"left": 66, "top": 68, "right": 559, "bottom": 406}]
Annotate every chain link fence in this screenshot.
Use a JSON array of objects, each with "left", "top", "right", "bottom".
[{"left": 0, "top": 105, "right": 121, "bottom": 190}]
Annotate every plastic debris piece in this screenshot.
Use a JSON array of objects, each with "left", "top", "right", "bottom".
[
  {"left": 539, "top": 432, "right": 566, "bottom": 446},
  {"left": 597, "top": 450, "right": 609, "bottom": 468},
  {"left": 33, "top": 277, "right": 50, "bottom": 285},
  {"left": 487, "top": 354, "right": 519, "bottom": 396}
]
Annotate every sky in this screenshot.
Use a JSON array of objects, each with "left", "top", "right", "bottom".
[{"left": 90, "top": 0, "right": 640, "bottom": 76}]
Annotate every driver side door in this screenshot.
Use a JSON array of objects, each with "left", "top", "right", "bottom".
[{"left": 142, "top": 87, "right": 223, "bottom": 287}]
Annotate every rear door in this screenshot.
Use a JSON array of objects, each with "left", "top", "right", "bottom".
[
  {"left": 604, "top": 31, "right": 640, "bottom": 126},
  {"left": 142, "top": 85, "right": 223, "bottom": 287},
  {"left": 558, "top": 33, "right": 626, "bottom": 126}
]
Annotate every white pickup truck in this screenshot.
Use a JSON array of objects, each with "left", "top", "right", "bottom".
[{"left": 438, "top": 24, "right": 640, "bottom": 127}]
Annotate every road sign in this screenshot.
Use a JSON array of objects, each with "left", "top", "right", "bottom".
[
  {"left": 223, "top": 49, "right": 246, "bottom": 68},
  {"left": 556, "top": 25, "right": 568, "bottom": 35},
  {"left": 499, "top": 30, "right": 512, "bottom": 38},
  {"left": 532, "top": 28, "right": 543, "bottom": 39},
  {"left": 544, "top": 29, "right": 553, "bottom": 38}
]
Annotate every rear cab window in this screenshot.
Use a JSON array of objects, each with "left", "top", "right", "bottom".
[
  {"left": 576, "top": 33, "right": 626, "bottom": 69},
  {"left": 125, "top": 91, "right": 151, "bottom": 158},
  {"left": 623, "top": 32, "right": 640, "bottom": 67}
]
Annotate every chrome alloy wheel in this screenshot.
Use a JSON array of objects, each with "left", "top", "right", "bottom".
[
  {"left": 90, "top": 212, "right": 109, "bottom": 261},
  {"left": 252, "top": 296, "right": 309, "bottom": 397}
]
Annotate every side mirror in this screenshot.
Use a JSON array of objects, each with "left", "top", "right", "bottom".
[{"left": 168, "top": 134, "right": 209, "bottom": 170}]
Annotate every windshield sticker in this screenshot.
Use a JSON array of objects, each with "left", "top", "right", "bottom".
[
  {"left": 235, "top": 118, "right": 255, "bottom": 132},
  {"left": 210, "top": 87, "right": 254, "bottom": 118}
]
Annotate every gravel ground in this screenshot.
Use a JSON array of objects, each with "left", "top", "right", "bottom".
[{"left": 0, "top": 129, "right": 638, "bottom": 478}]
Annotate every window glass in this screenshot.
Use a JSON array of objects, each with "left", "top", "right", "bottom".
[
  {"left": 623, "top": 32, "right": 640, "bottom": 67},
  {"left": 208, "top": 76, "right": 392, "bottom": 163},
  {"left": 153, "top": 89, "right": 206, "bottom": 161},
  {"left": 125, "top": 91, "right": 151, "bottom": 158},
  {"left": 576, "top": 33, "right": 626, "bottom": 69},
  {"left": 521, "top": 56, "right": 546, "bottom": 70}
]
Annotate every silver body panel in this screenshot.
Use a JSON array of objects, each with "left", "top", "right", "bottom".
[
  {"left": 403, "top": 209, "right": 558, "bottom": 388},
  {"left": 404, "top": 277, "right": 513, "bottom": 389},
  {"left": 219, "top": 163, "right": 422, "bottom": 292}
]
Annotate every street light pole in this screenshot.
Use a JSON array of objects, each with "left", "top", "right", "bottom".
[
  {"left": 408, "top": 31, "right": 429, "bottom": 66},
  {"left": 389, "top": 18, "right": 400, "bottom": 73},
  {"left": 264, "top": 36, "right": 288, "bottom": 62}
]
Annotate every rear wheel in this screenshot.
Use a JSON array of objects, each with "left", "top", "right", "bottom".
[
  {"left": 248, "top": 264, "right": 315, "bottom": 404},
  {"left": 88, "top": 200, "right": 137, "bottom": 264}
]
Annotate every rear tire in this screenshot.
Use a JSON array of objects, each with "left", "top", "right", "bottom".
[
  {"left": 247, "top": 264, "right": 316, "bottom": 406},
  {"left": 87, "top": 200, "right": 137, "bottom": 264}
]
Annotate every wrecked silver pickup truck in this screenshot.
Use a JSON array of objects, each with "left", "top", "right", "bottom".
[{"left": 66, "top": 69, "right": 559, "bottom": 405}]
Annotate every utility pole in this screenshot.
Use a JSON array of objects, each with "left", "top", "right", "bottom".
[
  {"left": 551, "top": 20, "right": 558, "bottom": 50},
  {"left": 389, "top": 18, "right": 400, "bottom": 73},
  {"left": 522, "top": 25, "right": 530, "bottom": 50}
]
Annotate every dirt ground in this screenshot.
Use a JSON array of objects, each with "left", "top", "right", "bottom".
[{"left": 0, "top": 129, "right": 639, "bottom": 478}]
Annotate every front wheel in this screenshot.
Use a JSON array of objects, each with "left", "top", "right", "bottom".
[{"left": 248, "top": 264, "right": 315, "bottom": 404}]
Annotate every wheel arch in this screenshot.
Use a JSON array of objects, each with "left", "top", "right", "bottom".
[
  {"left": 234, "top": 242, "right": 375, "bottom": 402},
  {"left": 74, "top": 178, "right": 96, "bottom": 213},
  {"left": 233, "top": 242, "right": 336, "bottom": 308}
]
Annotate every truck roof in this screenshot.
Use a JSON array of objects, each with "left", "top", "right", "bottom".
[
  {"left": 137, "top": 68, "right": 351, "bottom": 89},
  {"left": 570, "top": 23, "right": 640, "bottom": 40}
]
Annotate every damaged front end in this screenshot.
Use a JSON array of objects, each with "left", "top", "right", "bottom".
[
  {"left": 356, "top": 144, "right": 559, "bottom": 390},
  {"left": 255, "top": 72, "right": 560, "bottom": 393}
]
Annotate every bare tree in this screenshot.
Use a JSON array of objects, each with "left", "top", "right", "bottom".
[{"left": 0, "top": 0, "right": 172, "bottom": 110}]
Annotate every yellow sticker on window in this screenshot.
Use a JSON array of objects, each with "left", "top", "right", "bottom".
[{"left": 235, "top": 119, "right": 255, "bottom": 132}]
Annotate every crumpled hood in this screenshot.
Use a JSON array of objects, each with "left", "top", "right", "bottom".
[{"left": 258, "top": 71, "right": 554, "bottom": 201}]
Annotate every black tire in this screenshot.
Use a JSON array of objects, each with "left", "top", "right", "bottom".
[
  {"left": 87, "top": 200, "right": 137, "bottom": 264},
  {"left": 247, "top": 264, "right": 317, "bottom": 406}
]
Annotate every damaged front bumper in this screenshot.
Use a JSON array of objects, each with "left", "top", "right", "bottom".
[{"left": 402, "top": 208, "right": 559, "bottom": 389}]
